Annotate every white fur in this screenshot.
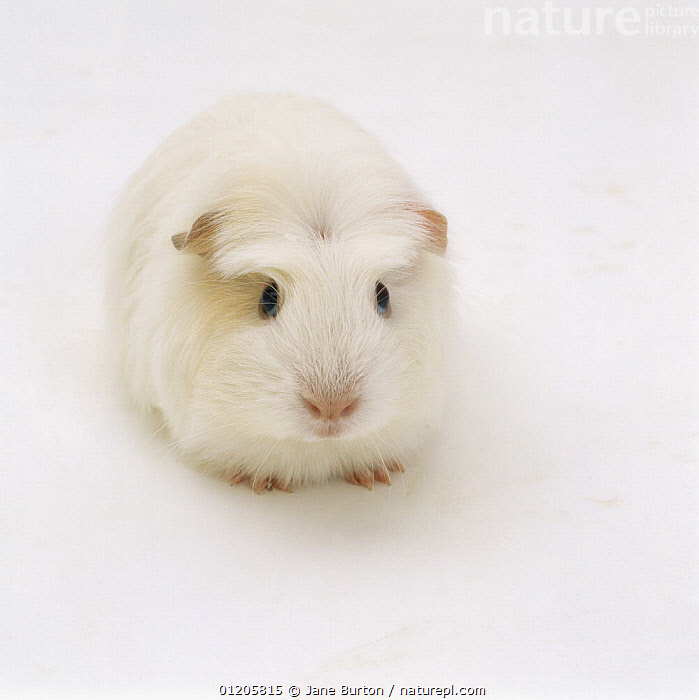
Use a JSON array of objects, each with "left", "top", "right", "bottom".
[{"left": 106, "top": 93, "right": 449, "bottom": 486}]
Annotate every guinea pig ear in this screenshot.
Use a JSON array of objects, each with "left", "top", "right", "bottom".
[
  {"left": 171, "top": 211, "right": 225, "bottom": 256},
  {"left": 416, "top": 208, "right": 448, "bottom": 254}
]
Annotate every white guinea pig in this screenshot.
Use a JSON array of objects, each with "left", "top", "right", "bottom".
[{"left": 107, "top": 93, "right": 450, "bottom": 493}]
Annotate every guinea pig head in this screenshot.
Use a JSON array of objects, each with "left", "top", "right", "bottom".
[{"left": 171, "top": 195, "right": 448, "bottom": 449}]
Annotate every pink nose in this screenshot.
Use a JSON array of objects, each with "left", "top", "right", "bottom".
[{"left": 302, "top": 395, "right": 359, "bottom": 421}]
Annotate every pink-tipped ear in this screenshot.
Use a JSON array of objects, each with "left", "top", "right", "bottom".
[
  {"left": 171, "top": 211, "right": 225, "bottom": 255},
  {"left": 416, "top": 208, "right": 448, "bottom": 254}
]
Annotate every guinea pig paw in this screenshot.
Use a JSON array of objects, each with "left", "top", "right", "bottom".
[
  {"left": 345, "top": 470, "right": 374, "bottom": 490},
  {"left": 228, "top": 472, "right": 250, "bottom": 486},
  {"left": 372, "top": 467, "right": 392, "bottom": 486},
  {"left": 345, "top": 467, "right": 394, "bottom": 490},
  {"left": 270, "top": 478, "right": 294, "bottom": 493},
  {"left": 251, "top": 476, "right": 293, "bottom": 494},
  {"left": 227, "top": 472, "right": 292, "bottom": 493}
]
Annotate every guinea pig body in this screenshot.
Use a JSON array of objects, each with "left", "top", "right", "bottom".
[{"left": 107, "top": 93, "right": 449, "bottom": 492}]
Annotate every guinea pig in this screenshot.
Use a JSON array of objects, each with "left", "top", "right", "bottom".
[{"left": 106, "top": 93, "right": 449, "bottom": 493}]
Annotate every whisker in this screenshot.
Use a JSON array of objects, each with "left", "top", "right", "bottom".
[
  {"left": 249, "top": 437, "right": 283, "bottom": 494},
  {"left": 368, "top": 432, "right": 407, "bottom": 497}
]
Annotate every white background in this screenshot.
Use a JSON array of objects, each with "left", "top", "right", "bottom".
[{"left": 1, "top": 1, "right": 697, "bottom": 698}]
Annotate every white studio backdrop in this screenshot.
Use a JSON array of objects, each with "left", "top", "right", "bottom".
[{"left": 1, "top": 2, "right": 697, "bottom": 699}]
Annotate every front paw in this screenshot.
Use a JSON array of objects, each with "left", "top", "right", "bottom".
[
  {"left": 344, "top": 461, "right": 404, "bottom": 490},
  {"left": 228, "top": 472, "right": 293, "bottom": 494}
]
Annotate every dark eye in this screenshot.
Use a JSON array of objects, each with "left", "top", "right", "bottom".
[
  {"left": 375, "top": 281, "right": 390, "bottom": 316},
  {"left": 260, "top": 282, "right": 279, "bottom": 318}
]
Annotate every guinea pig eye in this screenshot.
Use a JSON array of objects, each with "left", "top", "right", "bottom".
[
  {"left": 259, "top": 282, "right": 279, "bottom": 318},
  {"left": 375, "top": 281, "right": 390, "bottom": 316}
]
